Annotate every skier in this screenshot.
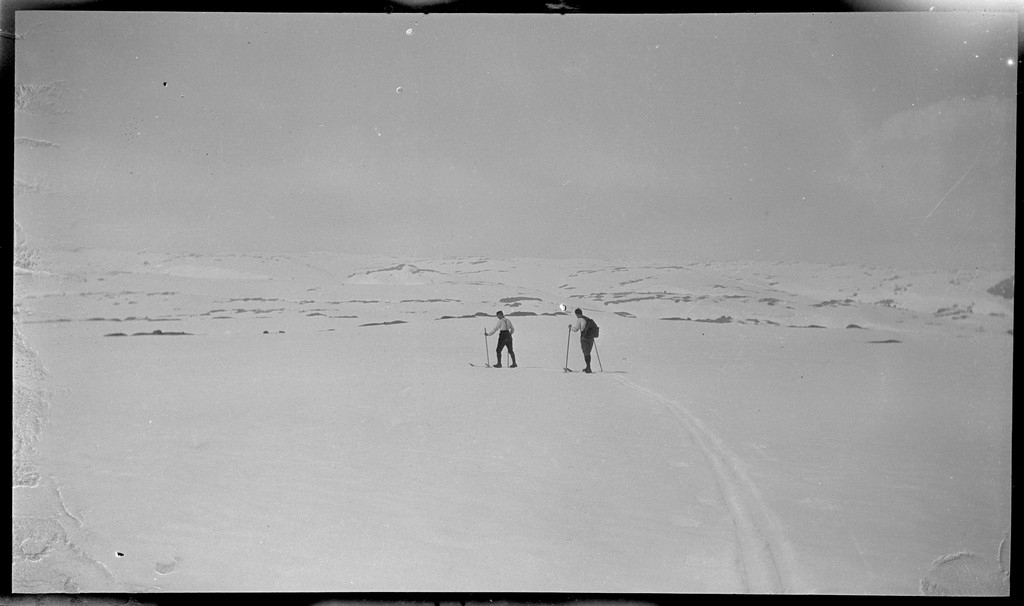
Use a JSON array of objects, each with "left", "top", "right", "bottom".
[
  {"left": 485, "top": 311, "right": 517, "bottom": 368},
  {"left": 569, "top": 308, "right": 594, "bottom": 373}
]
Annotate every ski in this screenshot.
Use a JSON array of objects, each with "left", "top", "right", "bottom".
[{"left": 469, "top": 363, "right": 491, "bottom": 368}]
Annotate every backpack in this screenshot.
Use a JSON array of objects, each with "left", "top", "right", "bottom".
[{"left": 582, "top": 316, "right": 600, "bottom": 339}]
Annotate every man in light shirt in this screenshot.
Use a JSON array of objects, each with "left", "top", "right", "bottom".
[{"left": 485, "top": 311, "right": 517, "bottom": 368}]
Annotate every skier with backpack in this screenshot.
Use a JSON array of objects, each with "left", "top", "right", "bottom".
[{"left": 569, "top": 308, "right": 599, "bottom": 373}]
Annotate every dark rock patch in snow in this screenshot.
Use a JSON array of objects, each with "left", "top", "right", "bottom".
[
  {"left": 986, "top": 276, "right": 1013, "bottom": 300},
  {"left": 618, "top": 277, "right": 649, "bottom": 286},
  {"left": 934, "top": 304, "right": 973, "bottom": 320},
  {"left": 499, "top": 296, "right": 542, "bottom": 304},
  {"left": 605, "top": 294, "right": 693, "bottom": 305},
  {"left": 813, "top": 299, "right": 856, "bottom": 307},
  {"left": 371, "top": 264, "right": 435, "bottom": 275},
  {"left": 438, "top": 312, "right": 491, "bottom": 320},
  {"left": 230, "top": 308, "right": 286, "bottom": 315}
]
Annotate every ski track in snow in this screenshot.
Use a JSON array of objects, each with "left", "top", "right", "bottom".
[{"left": 614, "top": 375, "right": 803, "bottom": 593}]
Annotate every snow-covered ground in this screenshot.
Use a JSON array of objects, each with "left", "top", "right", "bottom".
[{"left": 13, "top": 246, "right": 1012, "bottom": 593}]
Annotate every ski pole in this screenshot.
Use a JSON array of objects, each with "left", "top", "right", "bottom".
[
  {"left": 564, "top": 325, "right": 572, "bottom": 372},
  {"left": 593, "top": 340, "right": 603, "bottom": 372},
  {"left": 484, "top": 329, "right": 490, "bottom": 367}
]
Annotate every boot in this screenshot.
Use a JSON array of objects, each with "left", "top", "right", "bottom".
[
  {"left": 494, "top": 353, "right": 502, "bottom": 368},
  {"left": 509, "top": 352, "right": 517, "bottom": 368},
  {"left": 583, "top": 354, "right": 592, "bottom": 373}
]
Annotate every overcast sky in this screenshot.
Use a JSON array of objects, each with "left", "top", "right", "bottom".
[{"left": 13, "top": 10, "right": 1017, "bottom": 269}]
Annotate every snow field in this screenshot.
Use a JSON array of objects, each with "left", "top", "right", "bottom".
[
  {"left": 23, "top": 319, "right": 743, "bottom": 591},
  {"left": 609, "top": 319, "right": 1011, "bottom": 593},
  {"left": 13, "top": 249, "right": 1012, "bottom": 593}
]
